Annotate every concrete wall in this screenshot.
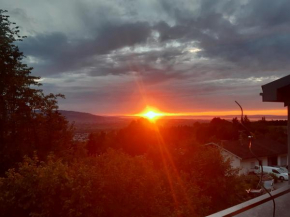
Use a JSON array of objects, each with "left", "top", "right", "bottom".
[
  {"left": 220, "top": 150, "right": 242, "bottom": 173},
  {"left": 240, "top": 158, "right": 268, "bottom": 174},
  {"left": 235, "top": 190, "right": 290, "bottom": 217},
  {"left": 206, "top": 186, "right": 290, "bottom": 217},
  {"left": 278, "top": 155, "right": 288, "bottom": 166}
]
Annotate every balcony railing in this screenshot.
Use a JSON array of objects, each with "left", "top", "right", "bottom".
[{"left": 206, "top": 185, "right": 290, "bottom": 217}]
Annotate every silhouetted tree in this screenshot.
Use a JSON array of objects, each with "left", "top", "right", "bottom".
[
  {"left": 232, "top": 117, "right": 239, "bottom": 127},
  {"left": 0, "top": 10, "right": 72, "bottom": 174},
  {"left": 0, "top": 150, "right": 204, "bottom": 217},
  {"left": 208, "top": 117, "right": 238, "bottom": 141},
  {"left": 87, "top": 133, "right": 97, "bottom": 156},
  {"left": 86, "top": 132, "right": 107, "bottom": 156},
  {"left": 116, "top": 118, "right": 159, "bottom": 155},
  {"left": 242, "top": 115, "right": 251, "bottom": 127}
]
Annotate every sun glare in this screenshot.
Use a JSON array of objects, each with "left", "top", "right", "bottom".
[
  {"left": 136, "top": 106, "right": 164, "bottom": 121},
  {"left": 132, "top": 107, "right": 287, "bottom": 121},
  {"left": 143, "top": 111, "right": 160, "bottom": 120}
]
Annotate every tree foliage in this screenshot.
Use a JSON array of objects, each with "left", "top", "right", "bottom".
[
  {"left": 0, "top": 144, "right": 249, "bottom": 217},
  {"left": 0, "top": 150, "right": 205, "bottom": 217},
  {"left": 0, "top": 10, "right": 72, "bottom": 174},
  {"left": 86, "top": 131, "right": 106, "bottom": 156}
]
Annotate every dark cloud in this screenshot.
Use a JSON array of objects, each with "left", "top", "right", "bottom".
[
  {"left": 20, "top": 32, "right": 68, "bottom": 60},
  {"left": 3, "top": 0, "right": 290, "bottom": 113},
  {"left": 18, "top": 0, "right": 290, "bottom": 80},
  {"left": 156, "top": 0, "right": 290, "bottom": 74},
  {"left": 237, "top": 0, "right": 290, "bottom": 27},
  {"left": 95, "top": 22, "right": 151, "bottom": 53},
  {"left": 19, "top": 22, "right": 152, "bottom": 75}
]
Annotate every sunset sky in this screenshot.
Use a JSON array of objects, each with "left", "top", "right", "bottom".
[{"left": 2, "top": 0, "right": 290, "bottom": 116}]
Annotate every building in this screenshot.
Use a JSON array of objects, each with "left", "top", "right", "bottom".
[
  {"left": 206, "top": 139, "right": 288, "bottom": 174},
  {"left": 206, "top": 74, "right": 290, "bottom": 216}
]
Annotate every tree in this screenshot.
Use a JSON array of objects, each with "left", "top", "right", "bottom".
[
  {"left": 242, "top": 115, "right": 251, "bottom": 128},
  {"left": 175, "top": 145, "right": 249, "bottom": 214},
  {"left": 0, "top": 151, "right": 192, "bottom": 217},
  {"left": 232, "top": 117, "right": 239, "bottom": 127},
  {"left": 0, "top": 10, "right": 72, "bottom": 174},
  {"left": 116, "top": 118, "right": 159, "bottom": 155},
  {"left": 86, "top": 131, "right": 107, "bottom": 156}
]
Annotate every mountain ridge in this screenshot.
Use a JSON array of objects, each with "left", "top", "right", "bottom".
[{"left": 58, "top": 110, "right": 119, "bottom": 123}]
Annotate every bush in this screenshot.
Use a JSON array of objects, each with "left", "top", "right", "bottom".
[{"left": 0, "top": 150, "right": 208, "bottom": 217}]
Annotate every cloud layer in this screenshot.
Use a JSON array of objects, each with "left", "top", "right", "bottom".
[{"left": 2, "top": 0, "right": 290, "bottom": 114}]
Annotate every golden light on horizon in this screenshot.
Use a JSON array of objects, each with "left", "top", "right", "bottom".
[
  {"left": 130, "top": 108, "right": 287, "bottom": 119},
  {"left": 143, "top": 111, "right": 162, "bottom": 120},
  {"left": 135, "top": 106, "right": 165, "bottom": 121}
]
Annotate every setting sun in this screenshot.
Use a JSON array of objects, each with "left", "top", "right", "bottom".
[
  {"left": 134, "top": 106, "right": 165, "bottom": 121},
  {"left": 143, "top": 111, "right": 161, "bottom": 120}
]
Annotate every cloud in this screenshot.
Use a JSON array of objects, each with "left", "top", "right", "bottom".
[
  {"left": 19, "top": 22, "right": 153, "bottom": 75},
  {"left": 16, "top": 0, "right": 290, "bottom": 79},
  {"left": 156, "top": 0, "right": 290, "bottom": 73},
  {"left": 2, "top": 0, "right": 290, "bottom": 113}
]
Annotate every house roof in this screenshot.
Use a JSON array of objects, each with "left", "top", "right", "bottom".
[{"left": 220, "top": 139, "right": 287, "bottom": 159}]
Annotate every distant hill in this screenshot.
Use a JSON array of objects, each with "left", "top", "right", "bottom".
[{"left": 58, "top": 110, "right": 119, "bottom": 123}]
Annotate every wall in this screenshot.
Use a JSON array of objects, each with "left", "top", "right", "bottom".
[
  {"left": 235, "top": 190, "right": 290, "bottom": 217},
  {"left": 239, "top": 157, "right": 268, "bottom": 174},
  {"left": 278, "top": 155, "right": 288, "bottom": 166},
  {"left": 206, "top": 186, "right": 290, "bottom": 217},
  {"left": 220, "top": 150, "right": 241, "bottom": 172}
]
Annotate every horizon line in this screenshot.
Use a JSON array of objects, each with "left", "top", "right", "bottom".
[{"left": 97, "top": 109, "right": 287, "bottom": 117}]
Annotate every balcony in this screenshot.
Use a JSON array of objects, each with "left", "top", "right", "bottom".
[{"left": 207, "top": 184, "right": 290, "bottom": 217}]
